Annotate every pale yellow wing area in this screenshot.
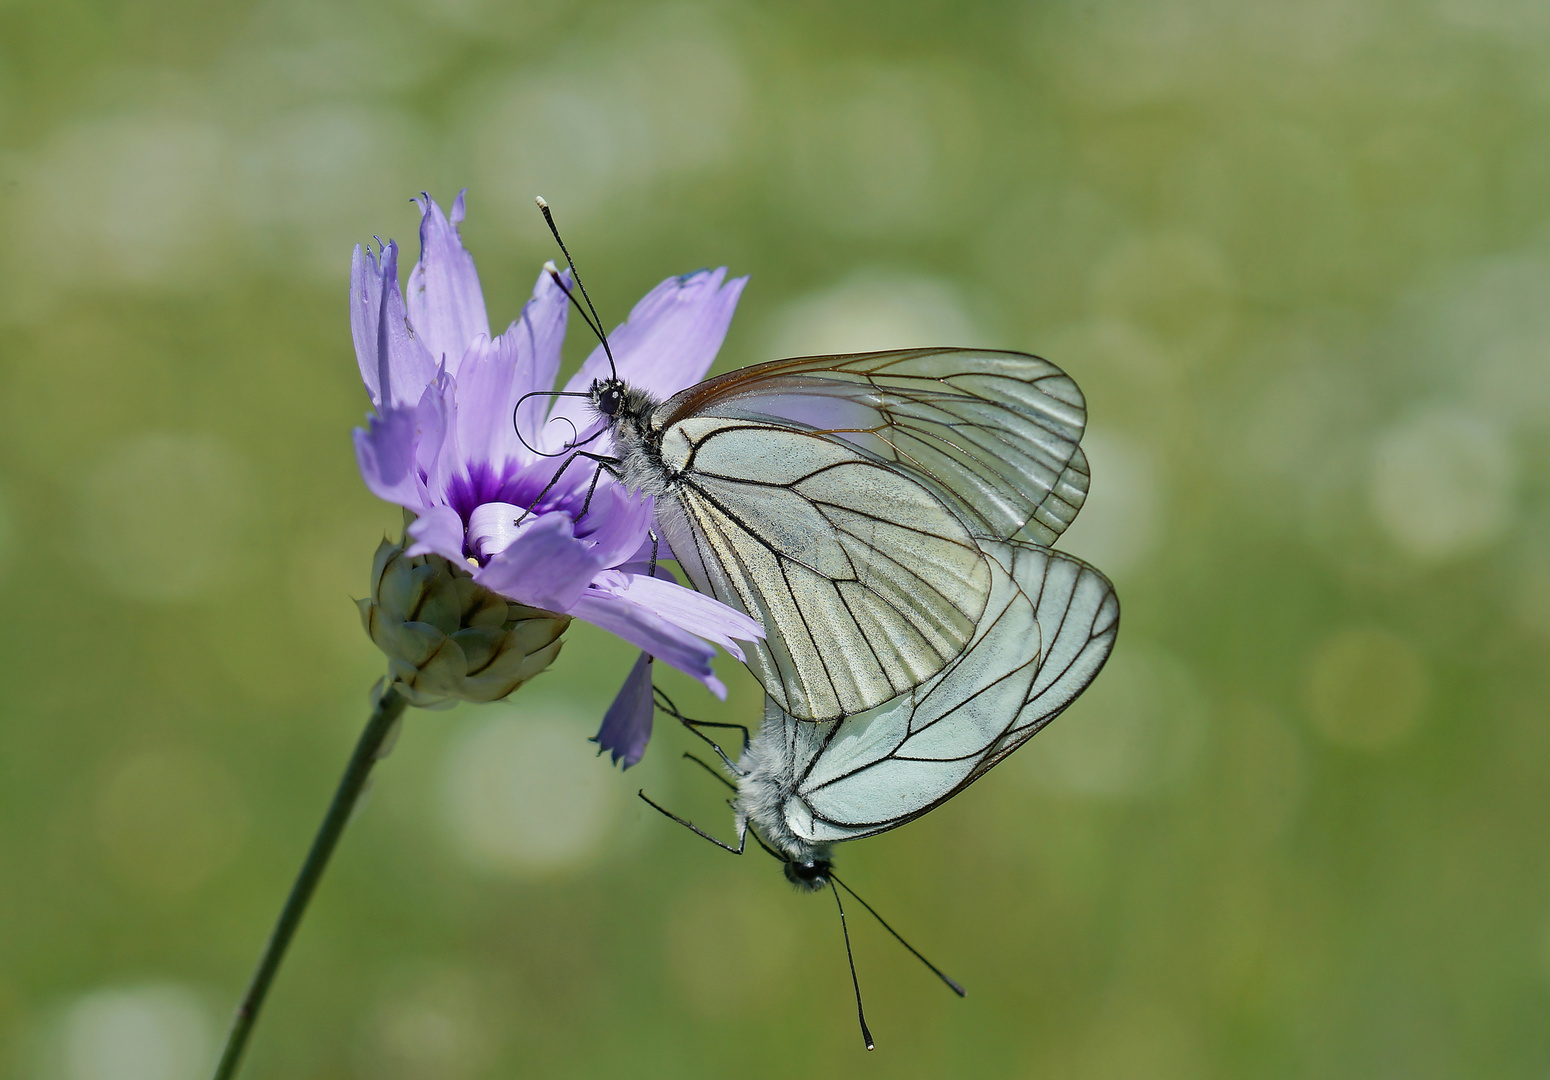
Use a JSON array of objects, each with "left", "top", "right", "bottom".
[{"left": 658, "top": 416, "right": 992, "bottom": 722}]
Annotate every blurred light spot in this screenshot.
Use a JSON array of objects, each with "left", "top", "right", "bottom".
[
  {"left": 57, "top": 983, "right": 213, "bottom": 1080},
  {"left": 77, "top": 432, "right": 255, "bottom": 602},
  {"left": 766, "top": 273, "right": 981, "bottom": 359},
  {"left": 1370, "top": 409, "right": 1514, "bottom": 561},
  {"left": 666, "top": 878, "right": 798, "bottom": 1018},
  {"left": 95, "top": 749, "right": 248, "bottom": 894},
  {"left": 1090, "top": 232, "right": 1235, "bottom": 359},
  {"left": 1414, "top": 255, "right": 1550, "bottom": 426},
  {"left": 1058, "top": 429, "right": 1163, "bottom": 577},
  {"left": 356, "top": 965, "right": 498, "bottom": 1080},
  {"left": 440, "top": 708, "right": 621, "bottom": 875},
  {"left": 1303, "top": 627, "right": 1428, "bottom": 750},
  {"left": 1025, "top": 643, "right": 1207, "bottom": 798},
  {"left": 465, "top": 12, "right": 745, "bottom": 227},
  {"left": 9, "top": 114, "right": 231, "bottom": 301}
]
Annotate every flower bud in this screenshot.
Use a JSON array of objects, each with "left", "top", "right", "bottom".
[{"left": 358, "top": 537, "right": 570, "bottom": 708}]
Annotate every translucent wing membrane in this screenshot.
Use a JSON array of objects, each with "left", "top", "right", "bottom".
[
  {"left": 739, "top": 542, "right": 1118, "bottom": 844},
  {"left": 655, "top": 348, "right": 1091, "bottom": 546},
  {"left": 660, "top": 417, "right": 993, "bottom": 722}
]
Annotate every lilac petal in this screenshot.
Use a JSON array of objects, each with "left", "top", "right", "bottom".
[
  {"left": 350, "top": 241, "right": 437, "bottom": 410},
  {"left": 599, "top": 571, "right": 763, "bottom": 661},
  {"left": 408, "top": 192, "right": 491, "bottom": 371},
  {"left": 353, "top": 406, "right": 427, "bottom": 510},
  {"left": 405, "top": 505, "right": 467, "bottom": 563},
  {"left": 466, "top": 502, "right": 524, "bottom": 561},
  {"left": 570, "top": 590, "right": 727, "bottom": 697},
  {"left": 448, "top": 332, "right": 515, "bottom": 476},
  {"left": 507, "top": 268, "right": 573, "bottom": 457},
  {"left": 417, "top": 369, "right": 459, "bottom": 507},
  {"left": 593, "top": 651, "right": 655, "bottom": 769},
  {"left": 474, "top": 512, "right": 605, "bottom": 612},
  {"left": 572, "top": 482, "right": 653, "bottom": 570},
  {"left": 545, "top": 268, "right": 748, "bottom": 454}
]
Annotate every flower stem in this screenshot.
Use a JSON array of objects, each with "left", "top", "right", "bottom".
[{"left": 211, "top": 685, "right": 408, "bottom": 1080}]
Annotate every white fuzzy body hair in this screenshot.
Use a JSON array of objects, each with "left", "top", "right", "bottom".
[
  {"left": 734, "top": 711, "right": 833, "bottom": 871},
  {"left": 605, "top": 387, "right": 672, "bottom": 500}
]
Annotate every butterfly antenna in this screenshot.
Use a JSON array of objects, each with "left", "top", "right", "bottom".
[
  {"left": 831, "top": 884, "right": 875, "bottom": 1051},
  {"left": 831, "top": 874, "right": 965, "bottom": 997},
  {"left": 541, "top": 261, "right": 606, "bottom": 345},
  {"left": 535, "top": 196, "right": 618, "bottom": 381}
]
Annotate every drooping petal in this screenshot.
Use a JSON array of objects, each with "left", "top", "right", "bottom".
[
  {"left": 594, "top": 570, "right": 763, "bottom": 662},
  {"left": 405, "top": 505, "right": 467, "bottom": 563},
  {"left": 569, "top": 589, "right": 727, "bottom": 698},
  {"left": 545, "top": 268, "right": 748, "bottom": 453},
  {"left": 353, "top": 405, "right": 428, "bottom": 511},
  {"left": 593, "top": 651, "right": 655, "bottom": 769},
  {"left": 408, "top": 191, "right": 491, "bottom": 371},
  {"left": 350, "top": 241, "right": 438, "bottom": 410},
  {"left": 474, "top": 512, "right": 605, "bottom": 613}
]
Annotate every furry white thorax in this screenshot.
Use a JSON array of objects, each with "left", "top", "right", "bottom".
[
  {"left": 603, "top": 385, "right": 673, "bottom": 499},
  {"left": 734, "top": 705, "right": 835, "bottom": 875}
]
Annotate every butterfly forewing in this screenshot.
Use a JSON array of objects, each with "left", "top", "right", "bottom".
[
  {"left": 655, "top": 348, "right": 1091, "bottom": 546},
  {"left": 659, "top": 416, "right": 992, "bottom": 721},
  {"left": 755, "top": 543, "right": 1118, "bottom": 843}
]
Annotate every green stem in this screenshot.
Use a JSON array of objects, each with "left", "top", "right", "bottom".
[{"left": 211, "top": 685, "right": 408, "bottom": 1080}]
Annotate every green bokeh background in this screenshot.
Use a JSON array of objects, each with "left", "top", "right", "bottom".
[{"left": 3, "top": 0, "right": 1549, "bottom": 1077}]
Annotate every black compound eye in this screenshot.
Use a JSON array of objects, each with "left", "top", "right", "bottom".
[{"left": 598, "top": 385, "right": 623, "bottom": 416}]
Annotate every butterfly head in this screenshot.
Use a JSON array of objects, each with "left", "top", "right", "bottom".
[
  {"left": 783, "top": 852, "right": 834, "bottom": 893},
  {"left": 591, "top": 377, "right": 627, "bottom": 420}
]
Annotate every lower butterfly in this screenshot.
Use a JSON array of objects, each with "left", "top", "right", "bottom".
[{"left": 641, "top": 540, "right": 1119, "bottom": 1048}]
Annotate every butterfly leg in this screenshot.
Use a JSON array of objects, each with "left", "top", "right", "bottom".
[
  {"left": 574, "top": 453, "right": 623, "bottom": 519},
  {"left": 652, "top": 687, "right": 751, "bottom": 772},
  {"left": 681, "top": 752, "right": 738, "bottom": 792},
  {"left": 647, "top": 529, "right": 659, "bottom": 577},
  {"left": 516, "top": 450, "right": 588, "bottom": 526},
  {"left": 637, "top": 790, "right": 746, "bottom": 855}
]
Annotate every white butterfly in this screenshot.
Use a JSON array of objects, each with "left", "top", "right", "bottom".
[
  {"left": 530, "top": 199, "right": 1089, "bottom": 723},
  {"left": 652, "top": 539, "right": 1117, "bottom": 859},
  {"left": 643, "top": 540, "right": 1118, "bottom": 1046},
  {"left": 610, "top": 348, "right": 1091, "bottom": 725},
  {"left": 547, "top": 348, "right": 1090, "bottom": 722}
]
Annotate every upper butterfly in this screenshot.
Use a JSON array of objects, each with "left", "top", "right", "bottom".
[{"left": 530, "top": 200, "right": 1091, "bottom": 722}]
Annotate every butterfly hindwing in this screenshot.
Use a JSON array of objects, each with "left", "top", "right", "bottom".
[{"left": 750, "top": 543, "right": 1118, "bottom": 843}]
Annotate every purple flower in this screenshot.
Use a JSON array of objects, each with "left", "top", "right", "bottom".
[{"left": 351, "top": 191, "right": 762, "bottom": 757}]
